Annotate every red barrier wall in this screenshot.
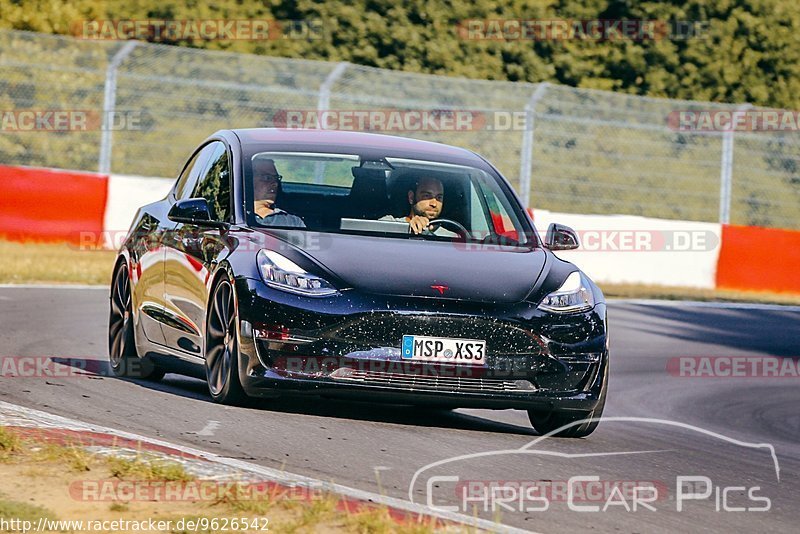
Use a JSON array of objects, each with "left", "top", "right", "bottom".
[
  {"left": 716, "top": 224, "right": 800, "bottom": 294},
  {"left": 0, "top": 165, "right": 108, "bottom": 245}
]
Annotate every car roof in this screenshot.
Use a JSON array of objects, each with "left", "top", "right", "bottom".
[{"left": 226, "top": 128, "right": 490, "bottom": 169}]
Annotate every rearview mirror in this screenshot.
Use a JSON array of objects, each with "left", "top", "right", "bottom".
[
  {"left": 168, "top": 198, "right": 226, "bottom": 228},
  {"left": 545, "top": 223, "right": 579, "bottom": 250}
]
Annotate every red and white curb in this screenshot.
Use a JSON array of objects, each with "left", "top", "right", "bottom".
[{"left": 0, "top": 400, "right": 530, "bottom": 534}]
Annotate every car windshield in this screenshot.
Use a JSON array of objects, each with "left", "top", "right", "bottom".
[{"left": 244, "top": 150, "right": 534, "bottom": 247}]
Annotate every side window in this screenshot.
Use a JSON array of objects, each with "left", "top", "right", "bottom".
[
  {"left": 469, "top": 182, "right": 490, "bottom": 236},
  {"left": 191, "top": 142, "right": 231, "bottom": 222},
  {"left": 476, "top": 178, "right": 525, "bottom": 242},
  {"left": 174, "top": 144, "right": 216, "bottom": 200}
]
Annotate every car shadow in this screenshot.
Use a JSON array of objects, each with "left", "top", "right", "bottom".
[
  {"left": 51, "top": 357, "right": 538, "bottom": 436},
  {"left": 246, "top": 395, "right": 538, "bottom": 436}
]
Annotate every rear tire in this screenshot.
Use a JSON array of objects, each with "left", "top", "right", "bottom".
[
  {"left": 205, "top": 276, "right": 249, "bottom": 406},
  {"left": 108, "top": 261, "right": 165, "bottom": 381}
]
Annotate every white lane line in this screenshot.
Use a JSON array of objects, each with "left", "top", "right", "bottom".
[
  {"left": 0, "top": 284, "right": 108, "bottom": 290},
  {"left": 0, "top": 400, "right": 532, "bottom": 534},
  {"left": 189, "top": 420, "right": 221, "bottom": 437},
  {"left": 609, "top": 298, "right": 800, "bottom": 312}
]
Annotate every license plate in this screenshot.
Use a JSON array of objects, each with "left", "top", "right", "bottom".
[{"left": 401, "top": 335, "right": 486, "bottom": 365}]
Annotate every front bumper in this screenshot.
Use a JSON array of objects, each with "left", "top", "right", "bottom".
[{"left": 235, "top": 277, "right": 608, "bottom": 411}]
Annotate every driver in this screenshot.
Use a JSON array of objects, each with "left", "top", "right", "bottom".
[{"left": 380, "top": 176, "right": 457, "bottom": 236}]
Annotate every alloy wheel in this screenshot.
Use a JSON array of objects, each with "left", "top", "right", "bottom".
[
  {"left": 206, "top": 280, "right": 237, "bottom": 396},
  {"left": 109, "top": 264, "right": 132, "bottom": 368}
]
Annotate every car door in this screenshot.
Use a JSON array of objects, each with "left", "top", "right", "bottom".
[
  {"left": 162, "top": 141, "right": 233, "bottom": 357},
  {"left": 132, "top": 144, "right": 213, "bottom": 346}
]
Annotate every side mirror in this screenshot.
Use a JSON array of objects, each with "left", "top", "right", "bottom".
[
  {"left": 545, "top": 223, "right": 579, "bottom": 250},
  {"left": 168, "top": 198, "right": 226, "bottom": 228}
]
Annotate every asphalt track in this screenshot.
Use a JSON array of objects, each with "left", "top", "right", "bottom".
[{"left": 1, "top": 286, "right": 798, "bottom": 533}]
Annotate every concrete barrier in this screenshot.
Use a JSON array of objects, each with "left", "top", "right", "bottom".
[
  {"left": 532, "top": 209, "right": 722, "bottom": 289},
  {"left": 102, "top": 174, "right": 174, "bottom": 248}
]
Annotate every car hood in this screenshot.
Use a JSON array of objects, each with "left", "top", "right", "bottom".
[{"left": 262, "top": 230, "right": 547, "bottom": 303}]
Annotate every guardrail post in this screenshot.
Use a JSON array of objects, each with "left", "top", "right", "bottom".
[
  {"left": 518, "top": 82, "right": 549, "bottom": 208},
  {"left": 719, "top": 103, "right": 752, "bottom": 224},
  {"left": 98, "top": 41, "right": 138, "bottom": 175}
]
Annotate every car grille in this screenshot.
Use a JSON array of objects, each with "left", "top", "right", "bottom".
[{"left": 330, "top": 368, "right": 536, "bottom": 393}]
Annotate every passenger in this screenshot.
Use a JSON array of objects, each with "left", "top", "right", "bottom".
[{"left": 252, "top": 158, "right": 305, "bottom": 228}]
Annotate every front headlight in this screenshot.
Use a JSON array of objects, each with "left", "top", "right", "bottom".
[
  {"left": 538, "top": 271, "right": 594, "bottom": 313},
  {"left": 257, "top": 249, "right": 339, "bottom": 297}
]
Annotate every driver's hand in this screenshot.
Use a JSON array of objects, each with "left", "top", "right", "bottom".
[{"left": 408, "top": 215, "right": 430, "bottom": 235}]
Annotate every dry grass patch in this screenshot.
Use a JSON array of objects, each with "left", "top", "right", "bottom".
[
  {"left": 0, "top": 428, "right": 450, "bottom": 533},
  {"left": 0, "top": 239, "right": 115, "bottom": 285},
  {"left": 30, "top": 441, "right": 93, "bottom": 472},
  {"left": 0, "top": 495, "right": 58, "bottom": 524},
  {"left": 0, "top": 427, "right": 22, "bottom": 456},
  {"left": 106, "top": 453, "right": 193, "bottom": 482},
  {"left": 601, "top": 282, "right": 800, "bottom": 305}
]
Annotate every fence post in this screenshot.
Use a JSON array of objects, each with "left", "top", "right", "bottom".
[
  {"left": 719, "top": 103, "right": 751, "bottom": 224},
  {"left": 518, "top": 82, "right": 549, "bottom": 208},
  {"left": 98, "top": 41, "right": 138, "bottom": 175},
  {"left": 317, "top": 62, "right": 349, "bottom": 126},
  {"left": 313, "top": 62, "right": 349, "bottom": 183}
]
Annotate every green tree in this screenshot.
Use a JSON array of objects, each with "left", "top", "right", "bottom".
[{"left": 1, "top": 0, "right": 799, "bottom": 108}]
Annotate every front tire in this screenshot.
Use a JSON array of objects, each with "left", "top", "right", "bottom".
[
  {"left": 205, "top": 276, "right": 249, "bottom": 405},
  {"left": 528, "top": 362, "right": 608, "bottom": 438},
  {"left": 108, "top": 262, "right": 165, "bottom": 381}
]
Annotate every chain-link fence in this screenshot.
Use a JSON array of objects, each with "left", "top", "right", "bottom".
[{"left": 1, "top": 29, "right": 798, "bottom": 229}]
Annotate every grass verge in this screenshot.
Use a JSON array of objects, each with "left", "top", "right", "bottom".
[
  {"left": 0, "top": 239, "right": 116, "bottom": 285},
  {"left": 600, "top": 283, "right": 800, "bottom": 305},
  {"left": 0, "top": 427, "right": 448, "bottom": 533},
  {"left": 106, "top": 453, "right": 194, "bottom": 482},
  {"left": 0, "top": 496, "right": 58, "bottom": 525}
]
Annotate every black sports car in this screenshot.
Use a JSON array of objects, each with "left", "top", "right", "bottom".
[{"left": 109, "top": 128, "right": 608, "bottom": 437}]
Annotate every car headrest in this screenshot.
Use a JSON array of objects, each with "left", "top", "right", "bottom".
[{"left": 347, "top": 167, "right": 389, "bottom": 218}]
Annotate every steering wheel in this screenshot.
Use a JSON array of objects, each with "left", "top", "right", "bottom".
[{"left": 427, "top": 218, "right": 470, "bottom": 238}]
